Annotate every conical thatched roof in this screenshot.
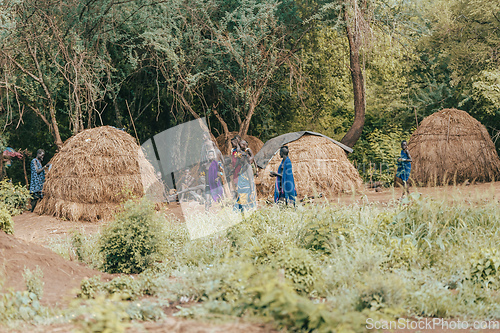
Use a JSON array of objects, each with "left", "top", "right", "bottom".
[
  {"left": 35, "top": 126, "right": 163, "bottom": 221},
  {"left": 255, "top": 133, "right": 362, "bottom": 198},
  {"left": 408, "top": 108, "right": 500, "bottom": 185},
  {"left": 216, "top": 132, "right": 264, "bottom": 156}
]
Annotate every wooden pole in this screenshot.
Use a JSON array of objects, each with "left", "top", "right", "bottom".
[
  {"left": 125, "top": 100, "right": 140, "bottom": 145},
  {"left": 0, "top": 154, "right": 4, "bottom": 180},
  {"left": 23, "top": 156, "right": 29, "bottom": 188}
]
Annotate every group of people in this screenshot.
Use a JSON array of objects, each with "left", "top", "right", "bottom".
[
  {"left": 198, "top": 134, "right": 258, "bottom": 211},
  {"left": 195, "top": 133, "right": 299, "bottom": 211},
  {"left": 27, "top": 138, "right": 412, "bottom": 215}
]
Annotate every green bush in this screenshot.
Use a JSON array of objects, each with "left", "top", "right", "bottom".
[
  {"left": 99, "top": 198, "right": 168, "bottom": 274},
  {"left": 0, "top": 180, "right": 30, "bottom": 215},
  {"left": 0, "top": 206, "right": 14, "bottom": 234},
  {"left": 0, "top": 290, "right": 47, "bottom": 323},
  {"left": 23, "top": 266, "right": 44, "bottom": 300},
  {"left": 469, "top": 248, "right": 500, "bottom": 289},
  {"left": 272, "top": 247, "right": 321, "bottom": 294},
  {"left": 382, "top": 238, "right": 418, "bottom": 270},
  {"left": 71, "top": 294, "right": 129, "bottom": 333}
]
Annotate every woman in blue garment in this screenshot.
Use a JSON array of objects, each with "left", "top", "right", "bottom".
[
  {"left": 270, "top": 146, "right": 297, "bottom": 205},
  {"left": 396, "top": 140, "right": 412, "bottom": 197}
]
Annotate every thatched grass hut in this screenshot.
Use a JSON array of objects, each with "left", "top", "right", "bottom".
[
  {"left": 255, "top": 132, "right": 362, "bottom": 199},
  {"left": 35, "top": 126, "right": 163, "bottom": 221},
  {"left": 408, "top": 108, "right": 500, "bottom": 185},
  {"left": 216, "top": 132, "right": 264, "bottom": 156}
]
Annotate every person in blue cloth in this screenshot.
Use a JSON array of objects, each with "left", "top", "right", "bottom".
[
  {"left": 270, "top": 146, "right": 297, "bottom": 205},
  {"left": 30, "top": 149, "right": 50, "bottom": 212},
  {"left": 396, "top": 140, "right": 412, "bottom": 197}
]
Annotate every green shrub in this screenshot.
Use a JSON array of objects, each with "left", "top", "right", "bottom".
[
  {"left": 272, "top": 247, "right": 321, "bottom": 294},
  {"left": 297, "top": 215, "right": 351, "bottom": 256},
  {"left": 0, "top": 180, "right": 30, "bottom": 215},
  {"left": 99, "top": 198, "right": 168, "bottom": 274},
  {"left": 469, "top": 248, "right": 500, "bottom": 289},
  {"left": 355, "top": 274, "right": 405, "bottom": 313},
  {"left": 382, "top": 238, "right": 418, "bottom": 270},
  {"left": 0, "top": 206, "right": 14, "bottom": 234},
  {"left": 125, "top": 300, "right": 166, "bottom": 321},
  {"left": 0, "top": 290, "right": 47, "bottom": 323},
  {"left": 71, "top": 294, "right": 129, "bottom": 333},
  {"left": 104, "top": 276, "right": 142, "bottom": 300},
  {"left": 23, "top": 266, "right": 44, "bottom": 300},
  {"left": 79, "top": 276, "right": 105, "bottom": 299}
]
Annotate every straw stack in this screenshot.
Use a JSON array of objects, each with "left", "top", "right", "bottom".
[
  {"left": 256, "top": 134, "right": 362, "bottom": 198},
  {"left": 35, "top": 126, "right": 164, "bottom": 221},
  {"left": 408, "top": 108, "right": 500, "bottom": 185}
]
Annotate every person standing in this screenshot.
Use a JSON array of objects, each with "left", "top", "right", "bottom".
[
  {"left": 30, "top": 149, "right": 50, "bottom": 212},
  {"left": 270, "top": 146, "right": 296, "bottom": 205},
  {"left": 396, "top": 140, "right": 412, "bottom": 197},
  {"left": 234, "top": 150, "right": 256, "bottom": 212},
  {"left": 240, "top": 139, "right": 258, "bottom": 176}
]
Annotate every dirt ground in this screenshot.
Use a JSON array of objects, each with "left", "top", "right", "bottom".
[{"left": 3, "top": 181, "right": 500, "bottom": 332}]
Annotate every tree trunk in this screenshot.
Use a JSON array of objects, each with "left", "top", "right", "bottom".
[
  {"left": 49, "top": 105, "right": 64, "bottom": 150},
  {"left": 239, "top": 98, "right": 257, "bottom": 138},
  {"left": 340, "top": 9, "right": 366, "bottom": 148}
]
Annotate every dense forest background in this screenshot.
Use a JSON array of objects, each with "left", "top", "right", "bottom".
[{"left": 1, "top": 0, "right": 499, "bottom": 184}]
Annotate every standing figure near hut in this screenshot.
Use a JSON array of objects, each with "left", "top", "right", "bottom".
[
  {"left": 240, "top": 140, "right": 258, "bottom": 176},
  {"left": 234, "top": 150, "right": 256, "bottom": 212},
  {"left": 229, "top": 136, "right": 242, "bottom": 198},
  {"left": 206, "top": 150, "right": 224, "bottom": 205},
  {"left": 396, "top": 140, "right": 412, "bottom": 197},
  {"left": 30, "top": 149, "right": 50, "bottom": 212},
  {"left": 270, "top": 146, "right": 296, "bottom": 205}
]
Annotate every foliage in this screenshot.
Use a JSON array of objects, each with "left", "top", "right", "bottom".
[
  {"left": 350, "top": 126, "right": 411, "bottom": 184},
  {"left": 15, "top": 188, "right": 500, "bottom": 329},
  {"left": 71, "top": 294, "right": 129, "bottom": 333},
  {"left": 272, "top": 247, "right": 321, "bottom": 294},
  {"left": 99, "top": 198, "right": 168, "bottom": 274},
  {"left": 0, "top": 206, "right": 14, "bottom": 235},
  {"left": 0, "top": 180, "right": 30, "bottom": 215},
  {"left": 297, "top": 217, "right": 350, "bottom": 255},
  {"left": 383, "top": 238, "right": 418, "bottom": 270},
  {"left": 23, "top": 266, "right": 44, "bottom": 300},
  {"left": 0, "top": 290, "right": 47, "bottom": 323},
  {"left": 468, "top": 248, "right": 500, "bottom": 289}
]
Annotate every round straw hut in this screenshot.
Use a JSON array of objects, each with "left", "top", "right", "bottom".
[
  {"left": 216, "top": 132, "right": 264, "bottom": 156},
  {"left": 35, "top": 126, "right": 163, "bottom": 221},
  {"left": 408, "top": 108, "right": 500, "bottom": 185},
  {"left": 255, "top": 132, "right": 362, "bottom": 199}
]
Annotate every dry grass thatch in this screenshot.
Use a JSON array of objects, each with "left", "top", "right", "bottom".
[
  {"left": 408, "top": 108, "right": 500, "bottom": 186},
  {"left": 216, "top": 132, "right": 264, "bottom": 156},
  {"left": 35, "top": 126, "right": 164, "bottom": 221},
  {"left": 256, "top": 134, "right": 362, "bottom": 199}
]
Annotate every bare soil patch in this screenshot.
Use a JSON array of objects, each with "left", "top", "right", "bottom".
[{"left": 0, "top": 230, "right": 112, "bottom": 306}]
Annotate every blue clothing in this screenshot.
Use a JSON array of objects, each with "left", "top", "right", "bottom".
[
  {"left": 30, "top": 158, "right": 45, "bottom": 194},
  {"left": 396, "top": 150, "right": 411, "bottom": 182},
  {"left": 234, "top": 166, "right": 256, "bottom": 212},
  {"left": 274, "top": 156, "right": 297, "bottom": 203}
]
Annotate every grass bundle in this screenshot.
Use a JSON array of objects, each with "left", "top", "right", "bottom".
[
  {"left": 35, "top": 126, "right": 164, "bottom": 221},
  {"left": 408, "top": 108, "right": 500, "bottom": 186},
  {"left": 256, "top": 134, "right": 362, "bottom": 199}
]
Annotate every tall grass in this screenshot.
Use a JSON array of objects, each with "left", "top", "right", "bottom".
[{"left": 42, "top": 187, "right": 500, "bottom": 331}]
